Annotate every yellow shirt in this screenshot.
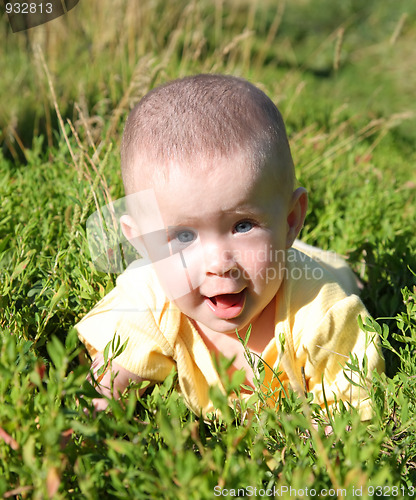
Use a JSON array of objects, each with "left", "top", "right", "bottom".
[{"left": 75, "top": 244, "right": 384, "bottom": 420}]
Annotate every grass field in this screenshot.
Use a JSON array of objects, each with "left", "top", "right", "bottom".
[{"left": 1, "top": 0, "right": 416, "bottom": 497}]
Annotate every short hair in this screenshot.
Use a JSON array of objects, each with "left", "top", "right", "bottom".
[{"left": 121, "top": 74, "right": 294, "bottom": 194}]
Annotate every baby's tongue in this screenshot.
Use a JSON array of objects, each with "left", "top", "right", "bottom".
[
  {"left": 206, "top": 291, "right": 246, "bottom": 320},
  {"left": 212, "top": 293, "right": 240, "bottom": 309}
]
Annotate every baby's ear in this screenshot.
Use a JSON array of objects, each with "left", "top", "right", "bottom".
[
  {"left": 286, "top": 187, "right": 308, "bottom": 248},
  {"left": 120, "top": 214, "right": 148, "bottom": 257},
  {"left": 120, "top": 214, "right": 138, "bottom": 240}
]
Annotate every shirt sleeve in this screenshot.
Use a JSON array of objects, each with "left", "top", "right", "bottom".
[
  {"left": 75, "top": 267, "right": 178, "bottom": 383},
  {"left": 270, "top": 249, "right": 385, "bottom": 420},
  {"left": 298, "top": 294, "right": 385, "bottom": 420}
]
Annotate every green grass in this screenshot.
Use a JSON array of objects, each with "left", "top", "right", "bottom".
[{"left": 1, "top": 0, "right": 416, "bottom": 497}]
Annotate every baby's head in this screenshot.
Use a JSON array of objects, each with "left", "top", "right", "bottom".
[
  {"left": 120, "top": 74, "right": 307, "bottom": 335},
  {"left": 121, "top": 74, "right": 294, "bottom": 196}
]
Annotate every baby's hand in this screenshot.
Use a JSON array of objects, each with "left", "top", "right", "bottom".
[
  {"left": 91, "top": 396, "right": 110, "bottom": 413},
  {"left": 88, "top": 353, "right": 149, "bottom": 411},
  {"left": 311, "top": 419, "right": 333, "bottom": 436}
]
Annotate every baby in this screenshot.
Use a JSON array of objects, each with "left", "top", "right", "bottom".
[{"left": 76, "top": 74, "right": 384, "bottom": 419}]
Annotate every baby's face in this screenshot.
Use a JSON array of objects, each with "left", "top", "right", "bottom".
[
  {"left": 123, "top": 153, "right": 305, "bottom": 337},
  {"left": 132, "top": 153, "right": 303, "bottom": 337}
]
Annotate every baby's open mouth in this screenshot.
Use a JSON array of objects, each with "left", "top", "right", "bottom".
[{"left": 205, "top": 290, "right": 246, "bottom": 319}]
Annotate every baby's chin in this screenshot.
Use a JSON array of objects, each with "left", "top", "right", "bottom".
[{"left": 192, "top": 312, "right": 252, "bottom": 337}]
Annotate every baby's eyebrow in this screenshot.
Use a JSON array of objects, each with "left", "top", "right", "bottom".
[
  {"left": 169, "top": 208, "right": 263, "bottom": 226},
  {"left": 166, "top": 216, "right": 199, "bottom": 227},
  {"left": 165, "top": 204, "right": 266, "bottom": 228},
  {"left": 223, "top": 206, "right": 264, "bottom": 217}
]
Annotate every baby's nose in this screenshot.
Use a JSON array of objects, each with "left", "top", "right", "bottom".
[{"left": 203, "top": 241, "right": 237, "bottom": 276}]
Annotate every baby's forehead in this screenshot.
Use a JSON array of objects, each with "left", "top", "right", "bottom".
[
  {"left": 157, "top": 157, "right": 287, "bottom": 209},
  {"left": 128, "top": 166, "right": 290, "bottom": 232},
  {"left": 134, "top": 146, "right": 290, "bottom": 189}
]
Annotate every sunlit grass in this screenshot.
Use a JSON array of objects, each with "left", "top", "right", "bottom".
[{"left": 1, "top": 0, "right": 416, "bottom": 497}]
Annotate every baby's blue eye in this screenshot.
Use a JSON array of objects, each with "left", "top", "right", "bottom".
[
  {"left": 176, "top": 230, "right": 196, "bottom": 243},
  {"left": 234, "top": 221, "right": 254, "bottom": 233},
  {"left": 168, "top": 228, "right": 197, "bottom": 254}
]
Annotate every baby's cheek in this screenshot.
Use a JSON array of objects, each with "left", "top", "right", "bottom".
[
  {"left": 247, "top": 253, "right": 286, "bottom": 295},
  {"left": 152, "top": 241, "right": 206, "bottom": 301},
  {"left": 178, "top": 238, "right": 206, "bottom": 288},
  {"left": 240, "top": 241, "right": 285, "bottom": 274},
  {"left": 172, "top": 293, "right": 201, "bottom": 321},
  {"left": 153, "top": 257, "right": 195, "bottom": 301}
]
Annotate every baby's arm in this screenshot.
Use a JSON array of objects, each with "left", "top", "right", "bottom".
[{"left": 88, "top": 353, "right": 149, "bottom": 411}]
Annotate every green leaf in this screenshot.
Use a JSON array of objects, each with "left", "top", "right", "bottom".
[
  {"left": 49, "top": 283, "right": 68, "bottom": 310},
  {"left": 10, "top": 256, "right": 31, "bottom": 280},
  {"left": 47, "top": 336, "right": 66, "bottom": 369}
]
